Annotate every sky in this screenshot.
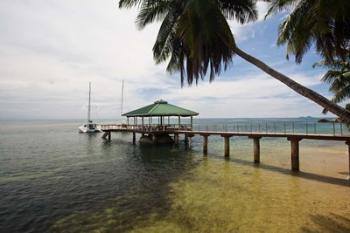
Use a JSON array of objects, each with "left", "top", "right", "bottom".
[{"left": 0, "top": 0, "right": 337, "bottom": 120}]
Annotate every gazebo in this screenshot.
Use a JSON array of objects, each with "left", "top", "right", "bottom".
[{"left": 122, "top": 100, "right": 198, "bottom": 130}]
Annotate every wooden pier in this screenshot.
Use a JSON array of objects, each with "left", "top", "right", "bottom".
[
  {"left": 101, "top": 124, "right": 350, "bottom": 174},
  {"left": 103, "top": 100, "right": 350, "bottom": 176}
]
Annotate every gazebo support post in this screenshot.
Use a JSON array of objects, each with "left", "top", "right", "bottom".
[
  {"left": 127, "top": 117, "right": 129, "bottom": 125},
  {"left": 122, "top": 100, "right": 198, "bottom": 145}
]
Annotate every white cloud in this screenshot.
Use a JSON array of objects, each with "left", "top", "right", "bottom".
[
  {"left": 0, "top": 0, "right": 334, "bottom": 120},
  {"left": 159, "top": 71, "right": 327, "bottom": 118}
]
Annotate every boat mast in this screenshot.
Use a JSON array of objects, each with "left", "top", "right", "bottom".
[
  {"left": 121, "top": 80, "right": 124, "bottom": 116},
  {"left": 88, "top": 82, "right": 91, "bottom": 122}
]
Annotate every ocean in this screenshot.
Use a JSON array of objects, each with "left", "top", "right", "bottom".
[{"left": 0, "top": 118, "right": 349, "bottom": 233}]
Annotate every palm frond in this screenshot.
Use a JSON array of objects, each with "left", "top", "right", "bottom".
[
  {"left": 332, "top": 85, "right": 350, "bottom": 103},
  {"left": 136, "top": 1, "right": 170, "bottom": 29},
  {"left": 321, "top": 70, "right": 344, "bottom": 83},
  {"left": 219, "top": 0, "right": 258, "bottom": 24},
  {"left": 268, "top": 0, "right": 350, "bottom": 62},
  {"left": 152, "top": 2, "right": 183, "bottom": 64},
  {"left": 174, "top": 0, "right": 236, "bottom": 85},
  {"left": 316, "top": 57, "right": 350, "bottom": 114},
  {"left": 265, "top": 0, "right": 298, "bottom": 18},
  {"left": 119, "top": 0, "right": 142, "bottom": 8}
]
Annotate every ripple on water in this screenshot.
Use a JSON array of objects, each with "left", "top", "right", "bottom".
[{"left": 1, "top": 121, "right": 350, "bottom": 233}]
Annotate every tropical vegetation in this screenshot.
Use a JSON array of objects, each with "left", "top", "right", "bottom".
[
  {"left": 267, "top": 0, "right": 350, "bottom": 63},
  {"left": 314, "top": 59, "right": 350, "bottom": 114},
  {"left": 268, "top": 0, "right": 350, "bottom": 117},
  {"left": 118, "top": 0, "right": 350, "bottom": 123}
]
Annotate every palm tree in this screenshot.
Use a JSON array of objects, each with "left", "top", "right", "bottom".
[
  {"left": 119, "top": 0, "right": 350, "bottom": 123},
  {"left": 314, "top": 59, "right": 350, "bottom": 114},
  {"left": 266, "top": 0, "right": 350, "bottom": 63}
]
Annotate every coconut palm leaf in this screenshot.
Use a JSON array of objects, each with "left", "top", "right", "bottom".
[
  {"left": 129, "top": 0, "right": 258, "bottom": 86},
  {"left": 119, "top": 0, "right": 350, "bottom": 123},
  {"left": 119, "top": 0, "right": 142, "bottom": 8},
  {"left": 175, "top": 0, "right": 237, "bottom": 84},
  {"left": 267, "top": 0, "right": 350, "bottom": 62},
  {"left": 219, "top": 0, "right": 257, "bottom": 23},
  {"left": 316, "top": 58, "right": 350, "bottom": 113},
  {"left": 136, "top": 0, "right": 171, "bottom": 29}
]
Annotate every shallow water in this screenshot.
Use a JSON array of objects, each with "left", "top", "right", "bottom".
[{"left": 0, "top": 120, "right": 349, "bottom": 233}]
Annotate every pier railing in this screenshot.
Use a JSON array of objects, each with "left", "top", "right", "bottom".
[
  {"left": 101, "top": 121, "right": 348, "bottom": 136},
  {"left": 191, "top": 121, "right": 349, "bottom": 136},
  {"left": 101, "top": 124, "right": 193, "bottom": 132},
  {"left": 100, "top": 121, "right": 350, "bottom": 176}
]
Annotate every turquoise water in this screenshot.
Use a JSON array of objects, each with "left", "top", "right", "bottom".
[{"left": 0, "top": 119, "right": 349, "bottom": 233}]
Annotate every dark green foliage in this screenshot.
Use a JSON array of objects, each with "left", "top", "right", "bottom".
[
  {"left": 118, "top": 0, "right": 350, "bottom": 123},
  {"left": 119, "top": 0, "right": 257, "bottom": 86},
  {"left": 267, "top": 0, "right": 350, "bottom": 63},
  {"left": 314, "top": 59, "right": 350, "bottom": 113}
]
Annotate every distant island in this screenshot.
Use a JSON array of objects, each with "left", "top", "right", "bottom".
[{"left": 318, "top": 118, "right": 339, "bottom": 123}]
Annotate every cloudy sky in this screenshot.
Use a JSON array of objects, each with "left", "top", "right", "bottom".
[{"left": 0, "top": 0, "right": 336, "bottom": 120}]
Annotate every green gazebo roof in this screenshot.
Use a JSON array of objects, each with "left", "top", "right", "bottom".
[{"left": 122, "top": 100, "right": 199, "bottom": 117}]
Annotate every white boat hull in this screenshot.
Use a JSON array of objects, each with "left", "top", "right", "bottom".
[{"left": 79, "top": 124, "right": 102, "bottom": 133}]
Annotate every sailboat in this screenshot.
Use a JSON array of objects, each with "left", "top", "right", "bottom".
[{"left": 78, "top": 82, "right": 102, "bottom": 133}]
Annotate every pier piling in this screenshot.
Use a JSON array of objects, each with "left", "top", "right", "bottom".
[
  {"left": 250, "top": 137, "right": 261, "bottom": 164},
  {"left": 222, "top": 135, "right": 232, "bottom": 158},
  {"left": 346, "top": 141, "right": 350, "bottom": 179},
  {"left": 288, "top": 137, "right": 301, "bottom": 171},
  {"left": 132, "top": 132, "right": 136, "bottom": 145},
  {"left": 202, "top": 134, "right": 208, "bottom": 154},
  {"left": 101, "top": 123, "right": 350, "bottom": 175}
]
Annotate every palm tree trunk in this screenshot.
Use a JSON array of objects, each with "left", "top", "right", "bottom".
[{"left": 233, "top": 46, "right": 350, "bottom": 124}]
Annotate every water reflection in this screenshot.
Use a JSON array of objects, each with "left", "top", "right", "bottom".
[
  {"left": 51, "top": 141, "right": 199, "bottom": 233},
  {"left": 1, "top": 122, "right": 350, "bottom": 233}
]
